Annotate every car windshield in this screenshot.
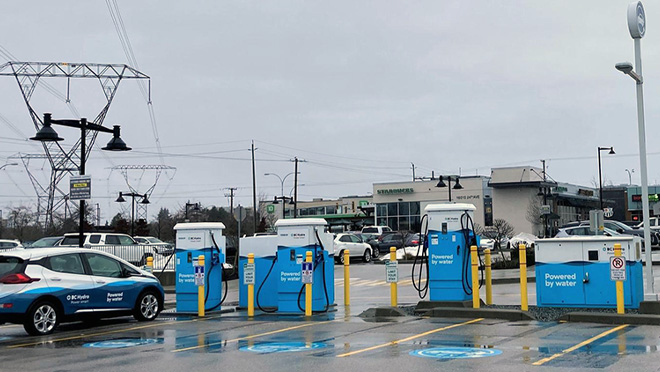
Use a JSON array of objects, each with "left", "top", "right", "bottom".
[
  {"left": 147, "top": 237, "right": 164, "bottom": 244},
  {"left": 362, "top": 228, "right": 378, "bottom": 233},
  {"left": 61, "top": 236, "right": 81, "bottom": 245},
  {"left": 30, "top": 237, "right": 61, "bottom": 248},
  {"left": 609, "top": 221, "right": 633, "bottom": 231}
]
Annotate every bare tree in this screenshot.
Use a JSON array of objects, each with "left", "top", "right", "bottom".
[
  {"left": 477, "top": 219, "right": 515, "bottom": 262},
  {"left": 526, "top": 194, "right": 543, "bottom": 235}
]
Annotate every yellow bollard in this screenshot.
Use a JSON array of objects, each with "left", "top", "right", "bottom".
[
  {"left": 247, "top": 253, "right": 255, "bottom": 317},
  {"left": 198, "top": 255, "right": 205, "bottom": 317},
  {"left": 470, "top": 246, "right": 480, "bottom": 308},
  {"left": 344, "top": 249, "right": 350, "bottom": 307},
  {"left": 519, "top": 244, "right": 528, "bottom": 311},
  {"left": 390, "top": 247, "right": 397, "bottom": 307},
  {"left": 614, "top": 243, "right": 625, "bottom": 315},
  {"left": 484, "top": 248, "right": 492, "bottom": 305},
  {"left": 305, "top": 251, "right": 312, "bottom": 317},
  {"left": 146, "top": 256, "right": 154, "bottom": 273}
]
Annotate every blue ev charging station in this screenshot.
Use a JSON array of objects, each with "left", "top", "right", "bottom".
[
  {"left": 413, "top": 203, "right": 479, "bottom": 302},
  {"left": 174, "top": 222, "right": 226, "bottom": 312},
  {"left": 535, "top": 236, "right": 644, "bottom": 308},
  {"left": 238, "top": 234, "right": 278, "bottom": 309},
  {"left": 239, "top": 218, "right": 334, "bottom": 313}
]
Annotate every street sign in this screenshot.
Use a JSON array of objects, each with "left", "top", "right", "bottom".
[
  {"left": 540, "top": 205, "right": 551, "bottom": 215},
  {"left": 610, "top": 256, "right": 627, "bottom": 281},
  {"left": 69, "top": 175, "right": 91, "bottom": 200},
  {"left": 301, "top": 262, "right": 313, "bottom": 284},
  {"left": 386, "top": 261, "right": 398, "bottom": 283},
  {"left": 243, "top": 263, "right": 255, "bottom": 285},
  {"left": 194, "top": 264, "right": 205, "bottom": 286},
  {"left": 604, "top": 207, "right": 614, "bottom": 218}
]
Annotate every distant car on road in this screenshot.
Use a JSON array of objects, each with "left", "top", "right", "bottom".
[
  {"left": 369, "top": 232, "right": 420, "bottom": 256},
  {"left": 334, "top": 233, "right": 374, "bottom": 263},
  {"left": 134, "top": 236, "right": 174, "bottom": 256},
  {"left": 27, "top": 236, "right": 63, "bottom": 248},
  {"left": 555, "top": 226, "right": 620, "bottom": 237},
  {"left": 0, "top": 239, "right": 23, "bottom": 251},
  {"left": 0, "top": 247, "right": 164, "bottom": 336},
  {"left": 59, "top": 232, "right": 156, "bottom": 266}
]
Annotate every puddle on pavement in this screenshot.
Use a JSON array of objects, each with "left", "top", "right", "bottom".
[{"left": 83, "top": 338, "right": 163, "bottom": 349}]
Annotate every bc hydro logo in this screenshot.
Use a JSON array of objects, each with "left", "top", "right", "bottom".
[{"left": 410, "top": 347, "right": 502, "bottom": 359}]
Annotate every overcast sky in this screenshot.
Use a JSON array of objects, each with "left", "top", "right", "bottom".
[{"left": 1, "top": 1, "right": 659, "bottom": 223}]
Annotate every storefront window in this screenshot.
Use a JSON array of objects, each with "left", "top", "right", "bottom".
[
  {"left": 376, "top": 202, "right": 420, "bottom": 232},
  {"left": 398, "top": 202, "right": 409, "bottom": 216},
  {"left": 387, "top": 203, "right": 398, "bottom": 216}
]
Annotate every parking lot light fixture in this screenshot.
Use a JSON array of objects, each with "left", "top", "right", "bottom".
[
  {"left": 615, "top": 0, "right": 655, "bottom": 300},
  {"left": 597, "top": 146, "right": 615, "bottom": 210},
  {"left": 31, "top": 113, "right": 131, "bottom": 247}
]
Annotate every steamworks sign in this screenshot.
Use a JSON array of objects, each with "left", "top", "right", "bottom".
[
  {"left": 377, "top": 188, "right": 414, "bottom": 195},
  {"left": 632, "top": 194, "right": 660, "bottom": 202}
]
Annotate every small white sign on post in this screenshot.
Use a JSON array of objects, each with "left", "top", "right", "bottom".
[
  {"left": 610, "top": 256, "right": 627, "bottom": 281},
  {"left": 386, "top": 261, "right": 398, "bottom": 283},
  {"left": 243, "top": 263, "right": 255, "bottom": 285},
  {"left": 194, "top": 265, "right": 205, "bottom": 286},
  {"left": 301, "top": 262, "right": 313, "bottom": 284}
]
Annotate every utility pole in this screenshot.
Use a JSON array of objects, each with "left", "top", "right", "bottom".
[
  {"left": 96, "top": 203, "right": 100, "bottom": 228},
  {"left": 225, "top": 187, "right": 237, "bottom": 216},
  {"left": 411, "top": 163, "right": 416, "bottom": 182},
  {"left": 294, "top": 158, "right": 299, "bottom": 218},
  {"left": 541, "top": 159, "right": 548, "bottom": 238},
  {"left": 251, "top": 141, "right": 258, "bottom": 231}
]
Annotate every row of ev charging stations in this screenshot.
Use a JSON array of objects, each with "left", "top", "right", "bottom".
[
  {"left": 535, "top": 236, "right": 644, "bottom": 308},
  {"left": 174, "top": 222, "right": 226, "bottom": 313},
  {"left": 413, "top": 203, "right": 480, "bottom": 302},
  {"left": 239, "top": 218, "right": 335, "bottom": 313}
]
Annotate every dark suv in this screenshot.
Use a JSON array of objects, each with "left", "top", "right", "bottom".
[{"left": 369, "top": 232, "right": 422, "bottom": 255}]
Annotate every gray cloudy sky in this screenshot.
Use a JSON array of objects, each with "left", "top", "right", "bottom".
[{"left": 1, "top": 1, "right": 659, "bottom": 222}]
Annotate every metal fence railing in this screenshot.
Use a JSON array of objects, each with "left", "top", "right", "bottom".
[{"left": 88, "top": 245, "right": 175, "bottom": 271}]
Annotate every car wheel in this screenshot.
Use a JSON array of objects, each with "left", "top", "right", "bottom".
[
  {"left": 362, "top": 249, "right": 372, "bottom": 263},
  {"left": 371, "top": 246, "right": 380, "bottom": 259},
  {"left": 338, "top": 250, "right": 346, "bottom": 265},
  {"left": 133, "top": 291, "right": 160, "bottom": 321},
  {"left": 24, "top": 300, "right": 60, "bottom": 336}
]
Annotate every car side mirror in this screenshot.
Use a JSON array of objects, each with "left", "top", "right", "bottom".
[{"left": 617, "top": 228, "right": 624, "bottom": 234}]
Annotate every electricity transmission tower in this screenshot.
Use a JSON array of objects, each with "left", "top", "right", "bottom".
[{"left": 0, "top": 61, "right": 150, "bottom": 228}]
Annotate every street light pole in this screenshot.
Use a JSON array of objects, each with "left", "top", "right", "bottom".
[
  {"left": 597, "top": 146, "right": 615, "bottom": 210},
  {"left": 116, "top": 192, "right": 149, "bottom": 236},
  {"left": 265, "top": 172, "right": 296, "bottom": 219},
  {"left": 616, "top": 1, "right": 655, "bottom": 299},
  {"left": 625, "top": 168, "right": 634, "bottom": 185},
  {"left": 31, "top": 113, "right": 130, "bottom": 247}
]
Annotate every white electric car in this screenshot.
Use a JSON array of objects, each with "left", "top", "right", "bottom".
[
  {"left": 333, "top": 233, "right": 374, "bottom": 264},
  {"left": 0, "top": 248, "right": 164, "bottom": 336}
]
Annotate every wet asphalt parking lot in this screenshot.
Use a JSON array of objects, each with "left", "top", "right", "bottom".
[{"left": 1, "top": 264, "right": 659, "bottom": 371}]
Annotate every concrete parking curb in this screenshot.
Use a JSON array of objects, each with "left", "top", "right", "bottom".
[
  {"left": 559, "top": 312, "right": 660, "bottom": 325},
  {"left": 359, "top": 307, "right": 408, "bottom": 318},
  {"left": 424, "top": 307, "right": 534, "bottom": 321}
]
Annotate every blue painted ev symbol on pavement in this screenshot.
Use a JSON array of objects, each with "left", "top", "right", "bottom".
[
  {"left": 410, "top": 347, "right": 502, "bottom": 359},
  {"left": 83, "top": 338, "right": 161, "bottom": 349},
  {"left": 240, "top": 342, "right": 327, "bottom": 354}
]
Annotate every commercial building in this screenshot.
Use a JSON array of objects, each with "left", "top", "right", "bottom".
[{"left": 267, "top": 165, "right": 601, "bottom": 237}]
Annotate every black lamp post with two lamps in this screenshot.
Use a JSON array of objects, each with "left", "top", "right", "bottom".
[
  {"left": 30, "top": 113, "right": 131, "bottom": 247},
  {"left": 435, "top": 175, "right": 463, "bottom": 202},
  {"left": 115, "top": 192, "right": 149, "bottom": 237}
]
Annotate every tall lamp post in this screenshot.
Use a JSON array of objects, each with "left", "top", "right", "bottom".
[
  {"left": 185, "top": 201, "right": 200, "bottom": 222},
  {"left": 597, "top": 146, "right": 615, "bottom": 210},
  {"left": 615, "top": 1, "right": 655, "bottom": 299},
  {"left": 625, "top": 168, "right": 635, "bottom": 185},
  {"left": 435, "top": 175, "right": 463, "bottom": 202},
  {"left": 30, "top": 113, "right": 130, "bottom": 247},
  {"left": 265, "top": 172, "right": 297, "bottom": 218},
  {"left": 116, "top": 191, "right": 149, "bottom": 236},
  {"left": 272, "top": 196, "right": 295, "bottom": 219}
]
